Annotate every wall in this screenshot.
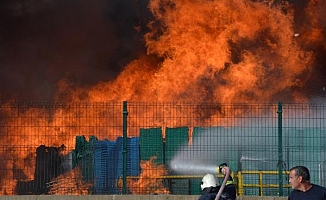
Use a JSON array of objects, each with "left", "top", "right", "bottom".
[{"left": 1, "top": 195, "right": 288, "bottom": 200}]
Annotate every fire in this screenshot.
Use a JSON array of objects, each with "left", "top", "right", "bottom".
[
  {"left": 1, "top": 0, "right": 326, "bottom": 195},
  {"left": 48, "top": 167, "right": 91, "bottom": 195},
  {"left": 298, "top": 0, "right": 326, "bottom": 50},
  {"left": 118, "top": 157, "right": 169, "bottom": 194},
  {"left": 55, "top": 0, "right": 321, "bottom": 104}
]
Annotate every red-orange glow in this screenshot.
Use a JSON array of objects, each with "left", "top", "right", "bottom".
[
  {"left": 48, "top": 167, "right": 91, "bottom": 195},
  {"left": 54, "top": 0, "right": 316, "bottom": 104},
  {"left": 301, "top": 0, "right": 326, "bottom": 45},
  {"left": 118, "top": 157, "right": 169, "bottom": 194}
]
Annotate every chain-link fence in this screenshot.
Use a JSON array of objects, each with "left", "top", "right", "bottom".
[{"left": 0, "top": 102, "right": 325, "bottom": 196}]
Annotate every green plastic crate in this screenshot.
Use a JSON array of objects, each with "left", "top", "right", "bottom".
[{"left": 140, "top": 127, "right": 164, "bottom": 164}]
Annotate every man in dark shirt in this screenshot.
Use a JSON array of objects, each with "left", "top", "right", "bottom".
[{"left": 288, "top": 165, "right": 326, "bottom": 200}]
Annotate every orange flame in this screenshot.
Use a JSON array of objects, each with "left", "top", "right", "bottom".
[
  {"left": 48, "top": 167, "right": 91, "bottom": 195},
  {"left": 118, "top": 157, "right": 169, "bottom": 194},
  {"left": 55, "top": 0, "right": 318, "bottom": 104}
]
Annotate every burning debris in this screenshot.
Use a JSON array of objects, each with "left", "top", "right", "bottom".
[
  {"left": 47, "top": 167, "right": 91, "bottom": 195},
  {"left": 117, "top": 157, "right": 169, "bottom": 195}
]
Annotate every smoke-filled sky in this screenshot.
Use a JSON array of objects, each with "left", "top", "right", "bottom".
[
  {"left": 0, "top": 0, "right": 151, "bottom": 101},
  {"left": 0, "top": 0, "right": 325, "bottom": 103}
]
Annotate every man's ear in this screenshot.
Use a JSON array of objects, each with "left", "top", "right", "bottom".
[{"left": 298, "top": 176, "right": 303, "bottom": 183}]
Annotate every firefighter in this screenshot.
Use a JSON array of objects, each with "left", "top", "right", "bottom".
[
  {"left": 217, "top": 163, "right": 237, "bottom": 200},
  {"left": 198, "top": 163, "right": 236, "bottom": 200},
  {"left": 198, "top": 173, "right": 220, "bottom": 200}
]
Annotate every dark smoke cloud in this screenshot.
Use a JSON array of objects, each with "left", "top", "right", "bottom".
[
  {"left": 287, "top": 0, "right": 326, "bottom": 98},
  {"left": 0, "top": 0, "right": 151, "bottom": 101}
]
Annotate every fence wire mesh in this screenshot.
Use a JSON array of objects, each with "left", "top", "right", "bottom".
[{"left": 0, "top": 102, "right": 325, "bottom": 196}]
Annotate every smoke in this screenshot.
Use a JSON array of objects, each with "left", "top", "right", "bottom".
[
  {"left": 0, "top": 0, "right": 150, "bottom": 101},
  {"left": 170, "top": 103, "right": 326, "bottom": 176},
  {"left": 170, "top": 126, "right": 279, "bottom": 175},
  {"left": 0, "top": 0, "right": 325, "bottom": 103}
]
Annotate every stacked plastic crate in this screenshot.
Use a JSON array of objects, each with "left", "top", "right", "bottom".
[
  {"left": 129, "top": 137, "right": 140, "bottom": 176},
  {"left": 72, "top": 135, "right": 98, "bottom": 182},
  {"left": 115, "top": 137, "right": 140, "bottom": 193},
  {"left": 93, "top": 137, "right": 140, "bottom": 194},
  {"left": 140, "top": 128, "right": 164, "bottom": 164},
  {"left": 165, "top": 127, "right": 189, "bottom": 194},
  {"left": 93, "top": 140, "right": 117, "bottom": 194}
]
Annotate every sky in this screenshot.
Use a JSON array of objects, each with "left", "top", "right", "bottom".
[{"left": 0, "top": 0, "right": 151, "bottom": 101}]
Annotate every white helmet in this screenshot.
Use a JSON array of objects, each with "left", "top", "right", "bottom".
[{"left": 201, "top": 174, "right": 218, "bottom": 190}]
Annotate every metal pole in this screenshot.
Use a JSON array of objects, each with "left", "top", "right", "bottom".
[
  {"left": 122, "top": 101, "right": 128, "bottom": 194},
  {"left": 277, "top": 102, "right": 283, "bottom": 196},
  {"left": 319, "top": 161, "right": 326, "bottom": 187}
]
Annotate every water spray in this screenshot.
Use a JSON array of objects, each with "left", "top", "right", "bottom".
[{"left": 170, "top": 161, "right": 218, "bottom": 175}]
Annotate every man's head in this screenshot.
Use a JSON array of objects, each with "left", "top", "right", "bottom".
[
  {"left": 218, "top": 163, "right": 228, "bottom": 174},
  {"left": 201, "top": 174, "right": 218, "bottom": 190},
  {"left": 289, "top": 166, "right": 310, "bottom": 190}
]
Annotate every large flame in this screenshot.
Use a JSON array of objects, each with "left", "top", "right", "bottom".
[
  {"left": 55, "top": 0, "right": 325, "bottom": 104},
  {"left": 118, "top": 157, "right": 169, "bottom": 194},
  {"left": 0, "top": 0, "right": 325, "bottom": 195}
]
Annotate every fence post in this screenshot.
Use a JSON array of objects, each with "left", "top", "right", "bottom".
[
  {"left": 277, "top": 102, "right": 283, "bottom": 196},
  {"left": 123, "top": 101, "right": 128, "bottom": 194},
  {"left": 237, "top": 171, "right": 244, "bottom": 196}
]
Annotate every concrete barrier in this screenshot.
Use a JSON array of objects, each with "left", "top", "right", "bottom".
[{"left": 0, "top": 195, "right": 288, "bottom": 200}]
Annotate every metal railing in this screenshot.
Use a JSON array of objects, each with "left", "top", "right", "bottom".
[{"left": 237, "top": 170, "right": 291, "bottom": 196}]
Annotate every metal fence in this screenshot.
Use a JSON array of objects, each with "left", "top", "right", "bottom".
[{"left": 0, "top": 101, "right": 325, "bottom": 196}]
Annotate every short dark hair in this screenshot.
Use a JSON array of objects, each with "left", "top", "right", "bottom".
[{"left": 290, "top": 166, "right": 310, "bottom": 181}]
